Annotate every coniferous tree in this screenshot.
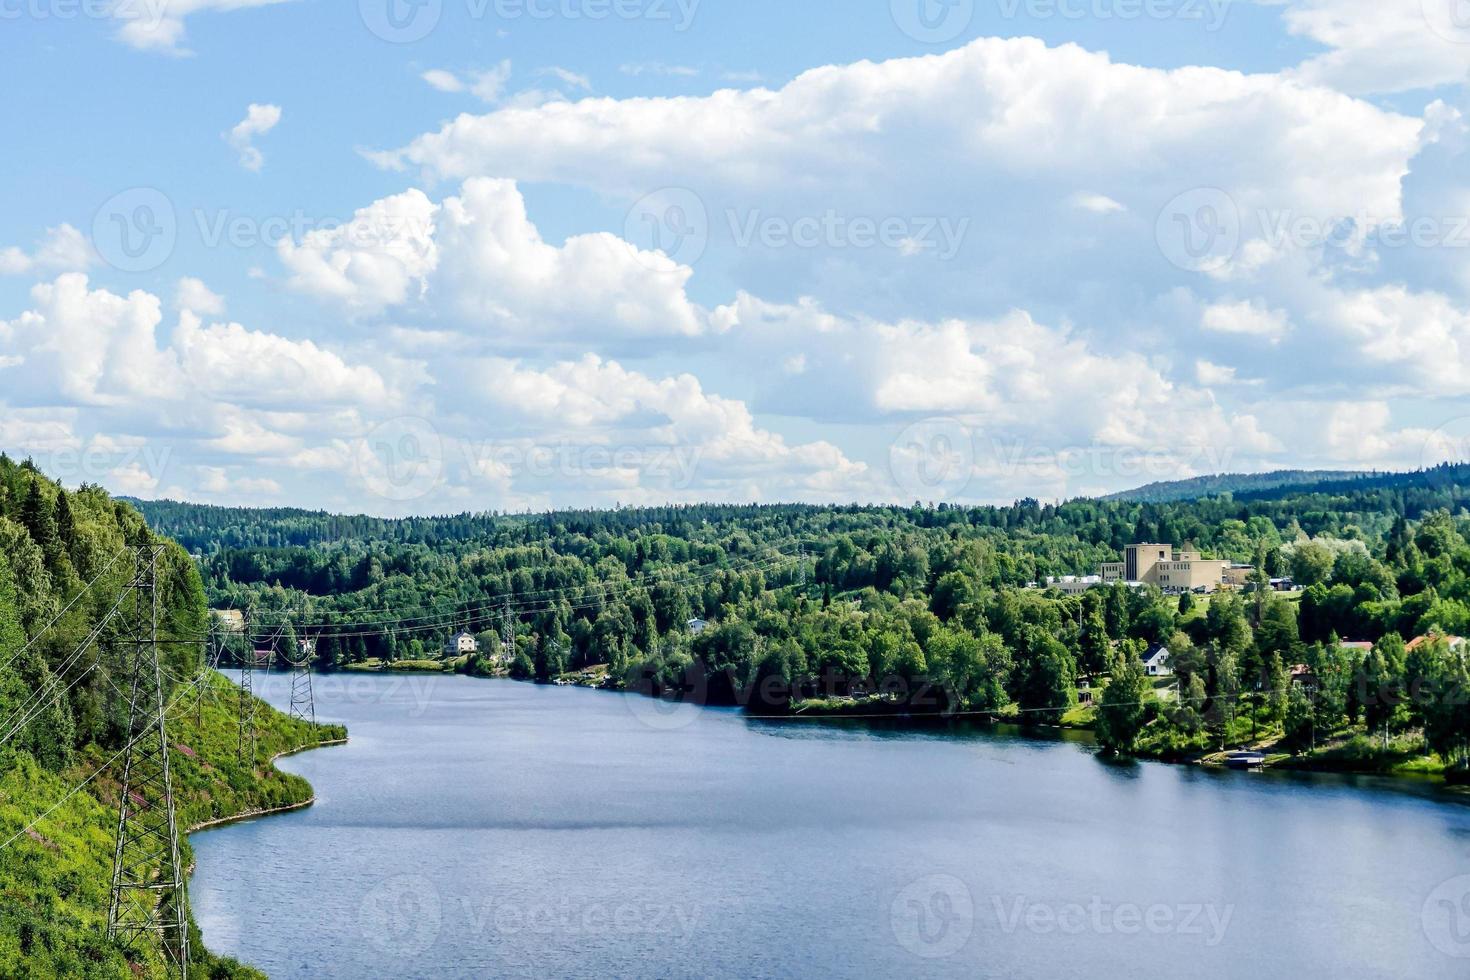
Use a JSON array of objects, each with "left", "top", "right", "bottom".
[
  {"left": 1096, "top": 644, "right": 1151, "bottom": 755},
  {"left": 20, "top": 480, "right": 61, "bottom": 570}
]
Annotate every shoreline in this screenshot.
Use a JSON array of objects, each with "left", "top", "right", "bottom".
[
  {"left": 529, "top": 675, "right": 1469, "bottom": 791},
  {"left": 240, "top": 667, "right": 1460, "bottom": 792},
  {"left": 188, "top": 737, "right": 348, "bottom": 835}
]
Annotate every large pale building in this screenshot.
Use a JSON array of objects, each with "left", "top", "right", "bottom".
[{"left": 1101, "top": 543, "right": 1231, "bottom": 594}]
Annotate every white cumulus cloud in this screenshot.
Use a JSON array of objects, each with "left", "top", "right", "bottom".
[{"left": 225, "top": 103, "right": 282, "bottom": 172}]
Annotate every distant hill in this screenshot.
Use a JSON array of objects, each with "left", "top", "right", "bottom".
[{"left": 1107, "top": 470, "right": 1370, "bottom": 503}]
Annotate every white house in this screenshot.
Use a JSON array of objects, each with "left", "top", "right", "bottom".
[
  {"left": 444, "top": 631, "right": 479, "bottom": 657},
  {"left": 1140, "top": 644, "right": 1173, "bottom": 678},
  {"left": 687, "top": 618, "right": 709, "bottom": 635}
]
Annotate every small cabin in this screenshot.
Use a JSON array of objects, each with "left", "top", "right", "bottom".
[{"left": 687, "top": 618, "right": 709, "bottom": 636}]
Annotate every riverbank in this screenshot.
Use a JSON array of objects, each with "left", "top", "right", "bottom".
[
  {"left": 787, "top": 692, "right": 1460, "bottom": 782},
  {"left": 188, "top": 739, "right": 350, "bottom": 834},
  {"left": 286, "top": 658, "right": 1460, "bottom": 788},
  {"left": 0, "top": 670, "right": 344, "bottom": 979}
]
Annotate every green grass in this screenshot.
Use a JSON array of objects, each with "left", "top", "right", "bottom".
[
  {"left": 342, "top": 658, "right": 447, "bottom": 673},
  {"left": 1059, "top": 703, "right": 1097, "bottom": 726},
  {"left": 384, "top": 660, "right": 446, "bottom": 673},
  {"left": 0, "top": 671, "right": 344, "bottom": 978}
]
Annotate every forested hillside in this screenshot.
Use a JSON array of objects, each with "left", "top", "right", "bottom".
[
  {"left": 0, "top": 455, "right": 343, "bottom": 978},
  {"left": 1107, "top": 469, "right": 1367, "bottom": 503},
  {"left": 137, "top": 464, "right": 1470, "bottom": 777},
  {"left": 0, "top": 457, "right": 206, "bottom": 767}
]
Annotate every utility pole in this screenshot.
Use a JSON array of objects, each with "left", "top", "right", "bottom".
[
  {"left": 107, "top": 544, "right": 189, "bottom": 977},
  {"left": 289, "top": 633, "right": 317, "bottom": 728}
]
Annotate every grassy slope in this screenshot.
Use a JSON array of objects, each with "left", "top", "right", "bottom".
[{"left": 0, "top": 671, "right": 345, "bottom": 979}]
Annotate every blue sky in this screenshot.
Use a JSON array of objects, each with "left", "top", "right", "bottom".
[{"left": 2, "top": 0, "right": 1470, "bottom": 514}]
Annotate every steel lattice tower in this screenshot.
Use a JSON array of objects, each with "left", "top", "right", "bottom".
[
  {"left": 195, "top": 623, "right": 222, "bottom": 735},
  {"left": 106, "top": 544, "right": 190, "bottom": 977},
  {"left": 288, "top": 634, "right": 317, "bottom": 727},
  {"left": 502, "top": 597, "right": 514, "bottom": 664},
  {"left": 239, "top": 619, "right": 271, "bottom": 767}
]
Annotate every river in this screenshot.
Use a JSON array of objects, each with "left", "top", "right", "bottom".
[{"left": 192, "top": 671, "right": 1470, "bottom": 979}]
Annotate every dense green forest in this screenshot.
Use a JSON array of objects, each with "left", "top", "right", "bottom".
[
  {"left": 137, "top": 463, "right": 1470, "bottom": 777},
  {"left": 0, "top": 455, "right": 343, "bottom": 978}
]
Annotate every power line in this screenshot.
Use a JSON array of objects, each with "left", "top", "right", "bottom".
[
  {"left": 0, "top": 549, "right": 126, "bottom": 679},
  {"left": 215, "top": 550, "right": 799, "bottom": 635},
  {"left": 0, "top": 581, "right": 135, "bottom": 749},
  {"left": 177, "top": 552, "right": 799, "bottom": 644},
  {"left": 0, "top": 641, "right": 218, "bottom": 855}
]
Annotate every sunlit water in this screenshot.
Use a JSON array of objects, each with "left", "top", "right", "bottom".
[{"left": 191, "top": 671, "right": 1470, "bottom": 979}]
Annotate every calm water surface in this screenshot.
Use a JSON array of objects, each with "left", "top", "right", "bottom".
[{"left": 192, "top": 671, "right": 1470, "bottom": 979}]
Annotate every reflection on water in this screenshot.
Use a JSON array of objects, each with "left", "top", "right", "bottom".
[{"left": 192, "top": 672, "right": 1470, "bottom": 979}]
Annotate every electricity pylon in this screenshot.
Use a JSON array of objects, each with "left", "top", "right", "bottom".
[
  {"left": 239, "top": 617, "right": 273, "bottom": 768},
  {"left": 195, "top": 623, "right": 222, "bottom": 735},
  {"left": 107, "top": 544, "right": 190, "bottom": 977},
  {"left": 502, "top": 597, "right": 515, "bottom": 664},
  {"left": 289, "top": 633, "right": 317, "bottom": 727}
]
